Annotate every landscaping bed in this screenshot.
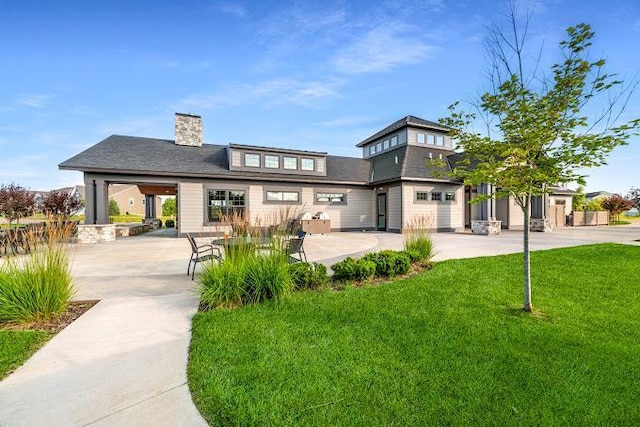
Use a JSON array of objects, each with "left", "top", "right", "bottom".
[{"left": 188, "top": 243, "right": 640, "bottom": 425}]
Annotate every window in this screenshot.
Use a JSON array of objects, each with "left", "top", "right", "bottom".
[
  {"left": 265, "top": 155, "right": 279, "bottom": 168},
  {"left": 283, "top": 156, "right": 297, "bottom": 170},
  {"left": 436, "top": 135, "right": 444, "bottom": 146},
  {"left": 431, "top": 192, "right": 442, "bottom": 202},
  {"left": 376, "top": 142, "right": 382, "bottom": 152},
  {"left": 316, "top": 192, "right": 346, "bottom": 204},
  {"left": 445, "top": 192, "right": 456, "bottom": 201},
  {"left": 383, "top": 139, "right": 390, "bottom": 150},
  {"left": 416, "top": 191, "right": 428, "bottom": 201},
  {"left": 207, "top": 189, "right": 246, "bottom": 222},
  {"left": 128, "top": 198, "right": 134, "bottom": 206},
  {"left": 427, "top": 134, "right": 435, "bottom": 145},
  {"left": 391, "top": 136, "right": 398, "bottom": 147},
  {"left": 266, "top": 191, "right": 299, "bottom": 202},
  {"left": 245, "top": 153, "right": 260, "bottom": 167},
  {"left": 370, "top": 145, "right": 376, "bottom": 155},
  {"left": 417, "top": 133, "right": 426, "bottom": 144},
  {"left": 301, "top": 158, "right": 315, "bottom": 171}
]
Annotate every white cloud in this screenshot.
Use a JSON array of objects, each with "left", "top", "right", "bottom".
[
  {"left": 218, "top": 2, "right": 247, "bottom": 18},
  {"left": 172, "top": 78, "right": 342, "bottom": 110},
  {"left": 16, "top": 94, "right": 54, "bottom": 109},
  {"left": 332, "top": 26, "right": 434, "bottom": 75}
]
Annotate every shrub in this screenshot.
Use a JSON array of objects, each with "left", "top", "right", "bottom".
[
  {"left": 363, "top": 250, "right": 411, "bottom": 277},
  {"left": 0, "top": 245, "right": 74, "bottom": 323},
  {"left": 199, "top": 258, "right": 245, "bottom": 309},
  {"left": 331, "top": 257, "right": 376, "bottom": 282},
  {"left": 165, "top": 219, "right": 175, "bottom": 228},
  {"left": 243, "top": 253, "right": 292, "bottom": 304},
  {"left": 404, "top": 233, "right": 435, "bottom": 263},
  {"left": 289, "top": 262, "right": 329, "bottom": 291},
  {"left": 157, "top": 219, "right": 163, "bottom": 228}
]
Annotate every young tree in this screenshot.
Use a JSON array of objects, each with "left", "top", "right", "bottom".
[
  {"left": 162, "top": 197, "right": 177, "bottom": 217},
  {"left": 601, "top": 195, "right": 632, "bottom": 222},
  {"left": 0, "top": 183, "right": 35, "bottom": 226},
  {"left": 42, "top": 190, "right": 82, "bottom": 219},
  {"left": 108, "top": 198, "right": 120, "bottom": 216},
  {"left": 572, "top": 187, "right": 586, "bottom": 212},
  {"left": 440, "top": 5, "right": 639, "bottom": 312}
]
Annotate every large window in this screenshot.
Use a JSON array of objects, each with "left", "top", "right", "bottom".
[
  {"left": 265, "top": 191, "right": 300, "bottom": 203},
  {"left": 316, "top": 192, "right": 346, "bottom": 204},
  {"left": 208, "top": 189, "right": 246, "bottom": 222},
  {"left": 244, "top": 153, "right": 260, "bottom": 167},
  {"left": 265, "top": 155, "right": 279, "bottom": 168},
  {"left": 283, "top": 156, "right": 297, "bottom": 170},
  {"left": 301, "top": 158, "right": 315, "bottom": 171}
]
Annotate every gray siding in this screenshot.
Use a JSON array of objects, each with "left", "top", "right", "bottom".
[
  {"left": 406, "top": 128, "right": 453, "bottom": 149},
  {"left": 387, "top": 186, "right": 402, "bottom": 231}
]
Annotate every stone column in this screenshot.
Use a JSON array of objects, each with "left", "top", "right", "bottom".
[{"left": 95, "top": 180, "right": 109, "bottom": 225}]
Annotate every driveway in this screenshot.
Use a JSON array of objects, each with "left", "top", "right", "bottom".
[{"left": 0, "top": 224, "right": 638, "bottom": 426}]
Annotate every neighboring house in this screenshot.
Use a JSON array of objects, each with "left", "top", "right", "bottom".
[
  {"left": 59, "top": 113, "right": 573, "bottom": 236},
  {"left": 33, "top": 185, "right": 85, "bottom": 214},
  {"left": 108, "top": 184, "right": 163, "bottom": 216},
  {"left": 585, "top": 191, "right": 616, "bottom": 202}
]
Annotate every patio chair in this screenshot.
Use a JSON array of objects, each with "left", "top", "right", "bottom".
[
  {"left": 285, "top": 235, "right": 307, "bottom": 263},
  {"left": 186, "top": 234, "right": 222, "bottom": 280}
]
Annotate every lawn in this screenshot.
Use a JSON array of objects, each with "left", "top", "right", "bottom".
[
  {"left": 188, "top": 243, "right": 640, "bottom": 426},
  {"left": 0, "top": 330, "right": 51, "bottom": 379}
]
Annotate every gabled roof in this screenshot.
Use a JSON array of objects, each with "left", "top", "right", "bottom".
[
  {"left": 59, "top": 135, "right": 370, "bottom": 185},
  {"left": 356, "top": 115, "right": 450, "bottom": 147}
]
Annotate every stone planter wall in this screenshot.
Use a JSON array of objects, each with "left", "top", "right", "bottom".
[
  {"left": 77, "top": 224, "right": 116, "bottom": 244},
  {"left": 143, "top": 218, "right": 161, "bottom": 230},
  {"left": 471, "top": 220, "right": 502, "bottom": 236},
  {"left": 530, "top": 218, "right": 553, "bottom": 232}
]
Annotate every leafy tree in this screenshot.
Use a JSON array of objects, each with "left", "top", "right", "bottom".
[
  {"left": 572, "top": 187, "right": 586, "bottom": 211},
  {"left": 601, "top": 195, "right": 632, "bottom": 222},
  {"left": 627, "top": 187, "right": 640, "bottom": 212},
  {"left": 0, "top": 182, "right": 35, "bottom": 226},
  {"left": 108, "top": 198, "right": 120, "bottom": 216},
  {"left": 585, "top": 198, "right": 603, "bottom": 211},
  {"left": 42, "top": 190, "right": 82, "bottom": 219},
  {"left": 439, "top": 5, "right": 639, "bottom": 311},
  {"left": 162, "top": 197, "right": 176, "bottom": 217}
]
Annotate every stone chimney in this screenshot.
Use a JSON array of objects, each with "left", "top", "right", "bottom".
[{"left": 175, "top": 113, "right": 203, "bottom": 147}]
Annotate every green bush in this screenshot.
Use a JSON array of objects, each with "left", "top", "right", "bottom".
[
  {"left": 199, "top": 252, "right": 291, "bottom": 308},
  {"left": 0, "top": 246, "right": 74, "bottom": 323},
  {"left": 289, "top": 262, "right": 329, "bottom": 291},
  {"left": 404, "top": 233, "right": 435, "bottom": 262},
  {"left": 199, "top": 258, "right": 245, "bottom": 309},
  {"left": 363, "top": 250, "right": 411, "bottom": 277},
  {"left": 331, "top": 257, "right": 376, "bottom": 282},
  {"left": 243, "top": 253, "right": 292, "bottom": 304},
  {"left": 165, "top": 219, "right": 175, "bottom": 228}
]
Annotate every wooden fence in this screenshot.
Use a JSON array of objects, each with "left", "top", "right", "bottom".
[{"left": 570, "top": 211, "right": 609, "bottom": 226}]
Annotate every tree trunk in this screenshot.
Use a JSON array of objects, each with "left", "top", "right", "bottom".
[{"left": 523, "top": 195, "right": 532, "bottom": 312}]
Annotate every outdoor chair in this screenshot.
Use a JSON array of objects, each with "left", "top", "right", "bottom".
[
  {"left": 186, "top": 233, "right": 221, "bottom": 280},
  {"left": 285, "top": 235, "right": 307, "bottom": 263}
]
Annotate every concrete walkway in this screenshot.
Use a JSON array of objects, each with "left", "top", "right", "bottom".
[{"left": 1, "top": 225, "right": 639, "bottom": 426}]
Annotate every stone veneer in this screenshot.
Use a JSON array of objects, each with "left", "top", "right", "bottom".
[
  {"left": 76, "top": 224, "right": 116, "bottom": 244},
  {"left": 471, "top": 220, "right": 502, "bottom": 236},
  {"left": 174, "top": 113, "right": 203, "bottom": 147},
  {"left": 530, "top": 218, "right": 553, "bottom": 232}
]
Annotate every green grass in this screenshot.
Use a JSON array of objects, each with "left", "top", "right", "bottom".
[
  {"left": 188, "top": 243, "right": 640, "bottom": 426},
  {"left": 0, "top": 330, "right": 51, "bottom": 379}
]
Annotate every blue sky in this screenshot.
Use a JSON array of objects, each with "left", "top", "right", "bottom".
[{"left": 2, "top": 0, "right": 639, "bottom": 194}]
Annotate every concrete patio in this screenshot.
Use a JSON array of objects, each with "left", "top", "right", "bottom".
[{"left": 0, "top": 224, "right": 639, "bottom": 426}]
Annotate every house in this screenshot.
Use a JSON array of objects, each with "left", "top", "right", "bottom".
[
  {"left": 108, "top": 184, "right": 163, "bottom": 217},
  {"left": 59, "top": 113, "right": 573, "bottom": 237}
]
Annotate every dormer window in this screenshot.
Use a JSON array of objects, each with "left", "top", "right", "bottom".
[
  {"left": 265, "top": 155, "right": 279, "bottom": 168},
  {"left": 245, "top": 153, "right": 260, "bottom": 167},
  {"left": 383, "top": 139, "right": 390, "bottom": 150},
  {"left": 427, "top": 134, "right": 435, "bottom": 145},
  {"left": 370, "top": 145, "right": 376, "bottom": 155},
  {"left": 301, "top": 158, "right": 315, "bottom": 171},
  {"left": 390, "top": 136, "right": 398, "bottom": 146},
  {"left": 436, "top": 135, "right": 444, "bottom": 146},
  {"left": 417, "top": 133, "right": 426, "bottom": 144},
  {"left": 283, "top": 156, "right": 297, "bottom": 170}
]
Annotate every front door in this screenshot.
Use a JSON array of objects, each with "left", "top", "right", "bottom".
[{"left": 377, "top": 193, "right": 387, "bottom": 231}]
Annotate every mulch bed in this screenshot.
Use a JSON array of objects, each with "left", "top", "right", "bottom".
[{"left": 0, "top": 300, "right": 99, "bottom": 333}]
